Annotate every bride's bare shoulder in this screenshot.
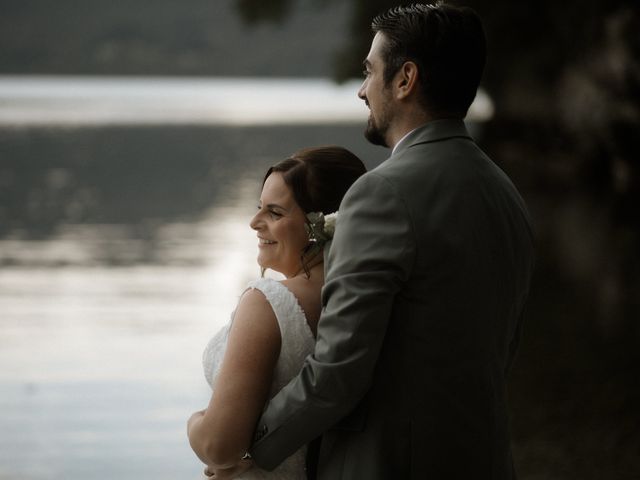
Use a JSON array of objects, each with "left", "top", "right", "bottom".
[{"left": 235, "top": 286, "right": 276, "bottom": 323}]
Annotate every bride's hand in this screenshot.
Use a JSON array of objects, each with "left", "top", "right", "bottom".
[{"left": 203, "top": 458, "right": 254, "bottom": 479}]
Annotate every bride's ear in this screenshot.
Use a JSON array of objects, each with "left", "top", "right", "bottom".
[{"left": 394, "top": 61, "right": 420, "bottom": 100}]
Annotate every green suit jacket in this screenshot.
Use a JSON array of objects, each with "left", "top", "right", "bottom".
[{"left": 251, "top": 119, "right": 534, "bottom": 479}]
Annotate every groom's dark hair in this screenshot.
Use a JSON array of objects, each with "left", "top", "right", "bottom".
[{"left": 372, "top": 2, "right": 486, "bottom": 117}]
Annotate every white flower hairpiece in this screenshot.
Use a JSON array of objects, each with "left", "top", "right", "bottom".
[
  {"left": 323, "top": 212, "right": 338, "bottom": 237},
  {"left": 305, "top": 211, "right": 338, "bottom": 245}
]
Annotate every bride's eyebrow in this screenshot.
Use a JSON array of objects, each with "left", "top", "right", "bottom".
[{"left": 265, "top": 203, "right": 290, "bottom": 212}]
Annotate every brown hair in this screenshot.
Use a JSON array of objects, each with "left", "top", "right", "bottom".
[{"left": 262, "top": 145, "right": 366, "bottom": 275}]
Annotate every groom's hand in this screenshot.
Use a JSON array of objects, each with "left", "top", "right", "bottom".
[{"left": 203, "top": 458, "right": 254, "bottom": 479}]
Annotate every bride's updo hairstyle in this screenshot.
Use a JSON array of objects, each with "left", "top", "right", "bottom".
[
  {"left": 263, "top": 146, "right": 366, "bottom": 216},
  {"left": 263, "top": 146, "right": 366, "bottom": 275}
]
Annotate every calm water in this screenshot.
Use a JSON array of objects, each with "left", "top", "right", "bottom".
[
  {"left": 0, "top": 183, "right": 264, "bottom": 480},
  {"left": 0, "top": 76, "right": 368, "bottom": 127},
  {"left": 0, "top": 75, "right": 493, "bottom": 127}
]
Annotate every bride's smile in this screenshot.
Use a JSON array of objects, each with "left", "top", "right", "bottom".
[
  {"left": 258, "top": 237, "right": 277, "bottom": 246},
  {"left": 250, "top": 172, "right": 309, "bottom": 278}
]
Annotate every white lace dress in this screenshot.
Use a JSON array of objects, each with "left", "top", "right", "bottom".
[{"left": 202, "top": 278, "right": 316, "bottom": 479}]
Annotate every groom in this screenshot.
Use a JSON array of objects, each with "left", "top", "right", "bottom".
[{"left": 251, "top": 3, "right": 534, "bottom": 479}]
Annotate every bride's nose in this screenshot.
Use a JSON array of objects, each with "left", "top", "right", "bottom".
[{"left": 249, "top": 212, "right": 262, "bottom": 230}]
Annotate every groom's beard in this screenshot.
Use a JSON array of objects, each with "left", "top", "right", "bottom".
[
  {"left": 364, "top": 116, "right": 389, "bottom": 147},
  {"left": 363, "top": 96, "right": 392, "bottom": 148}
]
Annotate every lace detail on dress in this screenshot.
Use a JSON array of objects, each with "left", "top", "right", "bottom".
[{"left": 202, "top": 278, "right": 316, "bottom": 479}]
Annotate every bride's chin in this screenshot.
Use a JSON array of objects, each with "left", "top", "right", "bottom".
[{"left": 256, "top": 258, "right": 276, "bottom": 274}]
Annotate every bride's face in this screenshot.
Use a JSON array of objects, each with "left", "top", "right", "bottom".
[{"left": 250, "top": 172, "right": 309, "bottom": 278}]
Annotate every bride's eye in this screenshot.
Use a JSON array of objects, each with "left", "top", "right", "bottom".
[{"left": 269, "top": 210, "right": 283, "bottom": 219}]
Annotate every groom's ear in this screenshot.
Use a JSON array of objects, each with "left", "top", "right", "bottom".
[{"left": 394, "top": 61, "right": 420, "bottom": 100}]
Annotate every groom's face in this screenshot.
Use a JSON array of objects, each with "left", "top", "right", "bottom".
[{"left": 358, "top": 32, "right": 394, "bottom": 148}]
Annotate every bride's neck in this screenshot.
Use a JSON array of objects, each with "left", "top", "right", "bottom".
[{"left": 289, "top": 256, "right": 324, "bottom": 280}]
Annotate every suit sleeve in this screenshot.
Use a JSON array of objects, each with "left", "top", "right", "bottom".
[{"left": 250, "top": 172, "right": 416, "bottom": 470}]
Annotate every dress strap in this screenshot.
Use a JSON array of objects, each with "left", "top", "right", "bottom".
[{"left": 246, "top": 278, "right": 314, "bottom": 346}]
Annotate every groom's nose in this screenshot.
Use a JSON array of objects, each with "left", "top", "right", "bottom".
[{"left": 357, "top": 83, "right": 366, "bottom": 100}]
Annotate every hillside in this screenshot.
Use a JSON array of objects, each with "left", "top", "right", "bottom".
[{"left": 0, "top": 0, "right": 350, "bottom": 76}]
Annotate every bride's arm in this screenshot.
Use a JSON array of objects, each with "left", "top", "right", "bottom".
[{"left": 188, "top": 288, "right": 281, "bottom": 470}]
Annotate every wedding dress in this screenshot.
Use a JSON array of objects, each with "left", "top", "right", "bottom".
[{"left": 202, "top": 277, "right": 316, "bottom": 479}]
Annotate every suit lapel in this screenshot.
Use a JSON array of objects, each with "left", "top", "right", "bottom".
[{"left": 391, "top": 119, "right": 473, "bottom": 158}]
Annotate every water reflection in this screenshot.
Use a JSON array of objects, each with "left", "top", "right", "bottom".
[
  {"left": 0, "top": 76, "right": 493, "bottom": 127},
  {"left": 0, "top": 183, "right": 261, "bottom": 480},
  {"left": 0, "top": 125, "right": 386, "bottom": 241}
]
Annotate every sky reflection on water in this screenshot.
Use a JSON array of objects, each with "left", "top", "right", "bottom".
[
  {"left": 0, "top": 183, "right": 264, "bottom": 480},
  {"left": 0, "top": 75, "right": 493, "bottom": 127}
]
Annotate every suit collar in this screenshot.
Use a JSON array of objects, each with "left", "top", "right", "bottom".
[{"left": 391, "top": 118, "right": 472, "bottom": 157}]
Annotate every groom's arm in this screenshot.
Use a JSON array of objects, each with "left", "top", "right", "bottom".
[{"left": 250, "top": 172, "right": 415, "bottom": 470}]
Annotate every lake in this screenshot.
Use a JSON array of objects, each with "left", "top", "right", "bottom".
[{"left": 0, "top": 184, "right": 262, "bottom": 479}]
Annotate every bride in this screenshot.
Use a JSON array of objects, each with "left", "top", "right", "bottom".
[{"left": 187, "top": 146, "right": 366, "bottom": 479}]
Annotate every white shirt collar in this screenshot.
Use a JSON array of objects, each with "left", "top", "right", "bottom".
[{"left": 391, "top": 127, "right": 419, "bottom": 155}]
